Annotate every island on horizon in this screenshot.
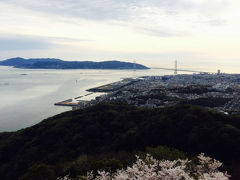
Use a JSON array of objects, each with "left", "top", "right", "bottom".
[{"left": 0, "top": 57, "right": 149, "bottom": 70}]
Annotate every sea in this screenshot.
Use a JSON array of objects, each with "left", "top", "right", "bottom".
[{"left": 0, "top": 66, "right": 174, "bottom": 132}]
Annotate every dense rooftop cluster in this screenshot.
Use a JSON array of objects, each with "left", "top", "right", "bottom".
[{"left": 80, "top": 74, "right": 240, "bottom": 114}]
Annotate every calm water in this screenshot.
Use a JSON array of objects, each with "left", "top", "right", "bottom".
[{"left": 0, "top": 66, "right": 174, "bottom": 132}]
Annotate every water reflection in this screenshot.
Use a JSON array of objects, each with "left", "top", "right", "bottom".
[{"left": 0, "top": 66, "right": 173, "bottom": 132}]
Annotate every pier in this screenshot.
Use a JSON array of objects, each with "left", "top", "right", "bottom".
[
  {"left": 54, "top": 99, "right": 78, "bottom": 107},
  {"left": 54, "top": 78, "right": 138, "bottom": 109},
  {"left": 87, "top": 78, "right": 139, "bottom": 92}
]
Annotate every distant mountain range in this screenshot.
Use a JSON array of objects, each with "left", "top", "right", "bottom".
[{"left": 0, "top": 57, "right": 149, "bottom": 69}]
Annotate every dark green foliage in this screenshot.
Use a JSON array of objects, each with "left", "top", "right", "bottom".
[
  {"left": 146, "top": 146, "right": 186, "bottom": 161},
  {"left": 170, "top": 85, "right": 217, "bottom": 94},
  {"left": 137, "top": 94, "right": 180, "bottom": 102},
  {"left": 68, "top": 154, "right": 123, "bottom": 177},
  {"left": 0, "top": 103, "right": 240, "bottom": 179},
  {"left": 19, "top": 164, "right": 56, "bottom": 180},
  {"left": 181, "top": 97, "right": 232, "bottom": 107}
]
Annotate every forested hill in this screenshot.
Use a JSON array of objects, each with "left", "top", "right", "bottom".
[
  {"left": 0, "top": 57, "right": 148, "bottom": 69},
  {"left": 1, "top": 103, "right": 240, "bottom": 179}
]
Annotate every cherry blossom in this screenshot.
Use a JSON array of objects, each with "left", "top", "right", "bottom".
[{"left": 58, "top": 153, "right": 230, "bottom": 180}]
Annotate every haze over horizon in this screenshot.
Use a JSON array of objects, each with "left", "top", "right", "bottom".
[{"left": 0, "top": 0, "right": 239, "bottom": 72}]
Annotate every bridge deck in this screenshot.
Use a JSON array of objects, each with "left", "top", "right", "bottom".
[{"left": 151, "top": 67, "right": 212, "bottom": 74}]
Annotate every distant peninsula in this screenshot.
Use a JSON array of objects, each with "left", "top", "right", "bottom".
[{"left": 0, "top": 57, "right": 149, "bottom": 70}]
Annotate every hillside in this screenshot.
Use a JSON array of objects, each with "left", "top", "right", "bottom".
[
  {"left": 0, "top": 57, "right": 149, "bottom": 69},
  {"left": 0, "top": 103, "right": 240, "bottom": 179}
]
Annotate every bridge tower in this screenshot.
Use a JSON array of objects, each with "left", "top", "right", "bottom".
[{"left": 174, "top": 60, "right": 177, "bottom": 75}]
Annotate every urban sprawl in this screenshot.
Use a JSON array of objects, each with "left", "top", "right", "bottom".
[{"left": 55, "top": 73, "right": 240, "bottom": 115}]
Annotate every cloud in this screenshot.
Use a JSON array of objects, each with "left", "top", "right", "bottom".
[
  {"left": 0, "top": 33, "right": 93, "bottom": 52},
  {"left": 137, "top": 27, "right": 188, "bottom": 37},
  {"left": 6, "top": 0, "right": 228, "bottom": 21},
  {"left": 194, "top": 18, "right": 226, "bottom": 27},
  {"left": 207, "top": 19, "right": 226, "bottom": 26},
  {"left": 2, "top": 0, "right": 231, "bottom": 39},
  {"left": 0, "top": 36, "right": 52, "bottom": 51},
  {"left": 0, "top": 0, "right": 239, "bottom": 66},
  {"left": 6, "top": 0, "right": 130, "bottom": 21}
]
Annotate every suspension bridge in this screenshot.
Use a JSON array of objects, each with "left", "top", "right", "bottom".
[{"left": 149, "top": 60, "right": 213, "bottom": 74}]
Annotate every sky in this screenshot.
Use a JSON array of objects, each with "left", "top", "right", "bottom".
[{"left": 0, "top": 0, "right": 239, "bottom": 72}]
